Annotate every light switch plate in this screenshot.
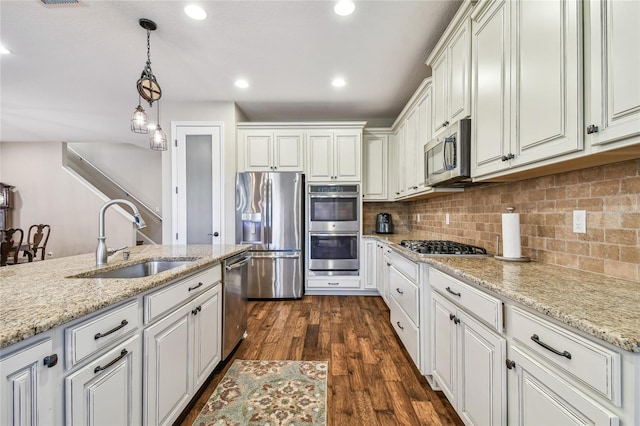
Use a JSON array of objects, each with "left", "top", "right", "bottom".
[
  {"left": 573, "top": 210, "right": 586, "bottom": 233},
  {"left": 445, "top": 213, "right": 450, "bottom": 225}
]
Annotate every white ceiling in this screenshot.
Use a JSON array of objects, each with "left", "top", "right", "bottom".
[{"left": 0, "top": 0, "right": 461, "bottom": 145}]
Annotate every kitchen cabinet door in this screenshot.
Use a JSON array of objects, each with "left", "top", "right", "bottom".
[
  {"left": 511, "top": 0, "right": 582, "bottom": 165},
  {"left": 0, "top": 339, "right": 56, "bottom": 426},
  {"left": 431, "top": 292, "right": 458, "bottom": 406},
  {"left": 334, "top": 131, "right": 361, "bottom": 181},
  {"left": 393, "top": 123, "right": 406, "bottom": 198},
  {"left": 471, "top": 0, "right": 510, "bottom": 178},
  {"left": 362, "top": 132, "right": 389, "bottom": 201},
  {"left": 143, "top": 306, "right": 192, "bottom": 426},
  {"left": 585, "top": 0, "right": 640, "bottom": 151},
  {"left": 415, "top": 87, "right": 432, "bottom": 192},
  {"left": 457, "top": 311, "right": 506, "bottom": 426},
  {"left": 507, "top": 346, "right": 618, "bottom": 426},
  {"left": 362, "top": 238, "right": 377, "bottom": 290},
  {"left": 243, "top": 131, "right": 273, "bottom": 171},
  {"left": 65, "top": 335, "right": 141, "bottom": 426},
  {"left": 431, "top": 51, "right": 449, "bottom": 140},
  {"left": 192, "top": 284, "right": 222, "bottom": 390},
  {"left": 404, "top": 107, "right": 420, "bottom": 195},
  {"left": 306, "top": 131, "right": 334, "bottom": 181},
  {"left": 273, "top": 131, "right": 304, "bottom": 171}
]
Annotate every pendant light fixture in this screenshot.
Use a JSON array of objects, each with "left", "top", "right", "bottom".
[{"left": 131, "top": 18, "right": 167, "bottom": 151}]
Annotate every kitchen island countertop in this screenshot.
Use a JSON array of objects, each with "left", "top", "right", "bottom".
[
  {"left": 0, "top": 244, "right": 250, "bottom": 350},
  {"left": 365, "top": 234, "right": 640, "bottom": 353}
]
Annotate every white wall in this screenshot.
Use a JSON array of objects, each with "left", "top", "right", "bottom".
[
  {"left": 68, "top": 142, "right": 162, "bottom": 213},
  {"left": 0, "top": 142, "right": 138, "bottom": 258},
  {"left": 161, "top": 101, "right": 240, "bottom": 245}
]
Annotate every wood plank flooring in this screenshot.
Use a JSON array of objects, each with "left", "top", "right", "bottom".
[{"left": 177, "top": 295, "right": 464, "bottom": 426}]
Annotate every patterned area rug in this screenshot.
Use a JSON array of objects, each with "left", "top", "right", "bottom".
[{"left": 193, "top": 360, "right": 328, "bottom": 426}]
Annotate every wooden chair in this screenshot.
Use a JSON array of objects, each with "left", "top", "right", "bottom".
[
  {"left": 0, "top": 228, "right": 24, "bottom": 266},
  {"left": 24, "top": 224, "right": 51, "bottom": 261}
]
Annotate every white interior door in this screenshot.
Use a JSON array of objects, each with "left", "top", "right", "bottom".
[{"left": 173, "top": 124, "right": 223, "bottom": 245}]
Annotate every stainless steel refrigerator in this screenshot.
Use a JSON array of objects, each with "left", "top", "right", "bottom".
[{"left": 235, "top": 172, "right": 304, "bottom": 299}]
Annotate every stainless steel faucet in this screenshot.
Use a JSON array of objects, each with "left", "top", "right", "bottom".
[{"left": 96, "top": 199, "right": 147, "bottom": 267}]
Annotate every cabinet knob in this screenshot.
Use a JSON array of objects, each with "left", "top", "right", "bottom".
[
  {"left": 501, "top": 153, "right": 515, "bottom": 162},
  {"left": 586, "top": 124, "right": 599, "bottom": 134},
  {"left": 505, "top": 359, "right": 516, "bottom": 370},
  {"left": 43, "top": 354, "right": 58, "bottom": 368}
]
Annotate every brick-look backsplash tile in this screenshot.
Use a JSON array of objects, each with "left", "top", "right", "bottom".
[{"left": 364, "top": 159, "right": 640, "bottom": 282}]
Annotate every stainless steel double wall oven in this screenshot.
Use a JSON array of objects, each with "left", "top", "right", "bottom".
[{"left": 307, "top": 184, "right": 360, "bottom": 275}]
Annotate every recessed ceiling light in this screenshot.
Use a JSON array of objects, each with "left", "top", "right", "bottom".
[
  {"left": 332, "top": 77, "right": 346, "bottom": 88},
  {"left": 334, "top": 0, "right": 355, "bottom": 16},
  {"left": 184, "top": 5, "right": 207, "bottom": 20},
  {"left": 0, "top": 45, "right": 10, "bottom": 55},
  {"left": 235, "top": 79, "right": 249, "bottom": 89}
]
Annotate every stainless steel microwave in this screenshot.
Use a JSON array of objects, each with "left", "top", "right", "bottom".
[{"left": 423, "top": 118, "right": 472, "bottom": 187}]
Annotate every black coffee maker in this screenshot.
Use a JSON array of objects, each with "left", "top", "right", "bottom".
[{"left": 375, "top": 213, "right": 394, "bottom": 234}]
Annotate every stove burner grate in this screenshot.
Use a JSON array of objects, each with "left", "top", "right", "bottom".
[{"left": 400, "top": 240, "right": 488, "bottom": 255}]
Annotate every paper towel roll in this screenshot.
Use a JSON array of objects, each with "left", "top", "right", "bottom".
[{"left": 502, "top": 211, "right": 522, "bottom": 258}]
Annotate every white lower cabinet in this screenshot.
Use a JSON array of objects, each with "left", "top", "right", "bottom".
[
  {"left": 143, "top": 285, "right": 222, "bottom": 426},
  {"left": 430, "top": 270, "right": 507, "bottom": 426},
  {"left": 0, "top": 339, "right": 56, "bottom": 426},
  {"left": 387, "top": 249, "right": 421, "bottom": 369},
  {"left": 507, "top": 346, "right": 618, "bottom": 426},
  {"left": 362, "top": 237, "right": 377, "bottom": 290},
  {"left": 65, "top": 335, "right": 141, "bottom": 426}
]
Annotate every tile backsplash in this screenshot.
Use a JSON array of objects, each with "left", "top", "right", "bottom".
[{"left": 364, "top": 159, "right": 640, "bottom": 282}]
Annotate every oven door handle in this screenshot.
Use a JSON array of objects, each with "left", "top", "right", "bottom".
[
  {"left": 310, "top": 233, "right": 359, "bottom": 237},
  {"left": 309, "top": 194, "right": 359, "bottom": 199}
]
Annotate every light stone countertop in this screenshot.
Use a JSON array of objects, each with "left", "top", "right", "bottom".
[
  {"left": 0, "top": 244, "right": 250, "bottom": 350},
  {"left": 365, "top": 234, "right": 640, "bottom": 353}
]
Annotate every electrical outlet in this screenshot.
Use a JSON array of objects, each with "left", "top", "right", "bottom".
[
  {"left": 445, "top": 213, "right": 450, "bottom": 225},
  {"left": 573, "top": 210, "right": 586, "bottom": 233},
  {"left": 416, "top": 214, "right": 421, "bottom": 223}
]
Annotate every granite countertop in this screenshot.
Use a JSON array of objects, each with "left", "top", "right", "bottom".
[
  {"left": 364, "top": 234, "right": 640, "bottom": 353},
  {"left": 0, "top": 244, "right": 250, "bottom": 350}
]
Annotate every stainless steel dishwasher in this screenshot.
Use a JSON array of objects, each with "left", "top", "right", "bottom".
[{"left": 222, "top": 253, "right": 249, "bottom": 359}]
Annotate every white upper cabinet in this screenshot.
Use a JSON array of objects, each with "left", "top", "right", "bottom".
[
  {"left": 362, "top": 130, "right": 390, "bottom": 201},
  {"left": 391, "top": 78, "right": 433, "bottom": 199},
  {"left": 585, "top": 0, "right": 640, "bottom": 151},
  {"left": 427, "top": 2, "right": 472, "bottom": 140},
  {"left": 238, "top": 128, "right": 304, "bottom": 172},
  {"left": 307, "top": 128, "right": 363, "bottom": 182},
  {"left": 471, "top": 0, "right": 583, "bottom": 179}
]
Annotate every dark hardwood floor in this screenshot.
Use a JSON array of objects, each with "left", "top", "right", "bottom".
[{"left": 178, "top": 295, "right": 464, "bottom": 426}]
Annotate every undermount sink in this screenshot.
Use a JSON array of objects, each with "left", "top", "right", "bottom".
[{"left": 72, "top": 258, "right": 198, "bottom": 279}]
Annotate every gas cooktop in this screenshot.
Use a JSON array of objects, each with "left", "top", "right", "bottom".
[{"left": 400, "top": 240, "right": 488, "bottom": 256}]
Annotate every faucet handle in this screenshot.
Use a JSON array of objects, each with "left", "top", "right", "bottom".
[{"left": 107, "top": 245, "right": 128, "bottom": 257}]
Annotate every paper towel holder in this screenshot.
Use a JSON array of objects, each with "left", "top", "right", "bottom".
[{"left": 495, "top": 207, "right": 531, "bottom": 262}]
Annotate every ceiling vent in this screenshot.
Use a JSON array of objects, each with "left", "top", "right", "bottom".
[{"left": 40, "top": 0, "right": 80, "bottom": 5}]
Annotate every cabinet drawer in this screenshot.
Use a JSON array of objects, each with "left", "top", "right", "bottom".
[
  {"left": 430, "top": 268, "right": 502, "bottom": 332},
  {"left": 389, "top": 265, "right": 419, "bottom": 325},
  {"left": 388, "top": 249, "right": 419, "bottom": 282},
  {"left": 389, "top": 296, "right": 419, "bottom": 367},
  {"left": 307, "top": 277, "right": 361, "bottom": 289},
  {"left": 144, "top": 265, "right": 221, "bottom": 324},
  {"left": 66, "top": 301, "right": 139, "bottom": 369},
  {"left": 511, "top": 307, "right": 621, "bottom": 405}
]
